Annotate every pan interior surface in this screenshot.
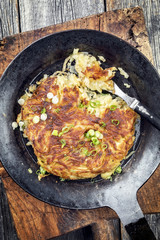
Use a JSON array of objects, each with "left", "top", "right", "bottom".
[{"left": 0, "top": 30, "right": 159, "bottom": 209}]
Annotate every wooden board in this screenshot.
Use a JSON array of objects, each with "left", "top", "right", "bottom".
[
  {"left": 0, "top": 7, "right": 160, "bottom": 240},
  {"left": 105, "top": 0, "right": 160, "bottom": 73},
  {"left": 1, "top": 0, "right": 159, "bottom": 74}
]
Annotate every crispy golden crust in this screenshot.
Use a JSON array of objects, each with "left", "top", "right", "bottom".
[
  {"left": 17, "top": 50, "right": 138, "bottom": 180},
  {"left": 20, "top": 74, "right": 137, "bottom": 180}
]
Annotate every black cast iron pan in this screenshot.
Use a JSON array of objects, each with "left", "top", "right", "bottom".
[{"left": 0, "top": 30, "right": 160, "bottom": 239}]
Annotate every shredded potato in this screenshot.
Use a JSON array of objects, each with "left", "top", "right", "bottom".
[{"left": 16, "top": 49, "right": 137, "bottom": 180}]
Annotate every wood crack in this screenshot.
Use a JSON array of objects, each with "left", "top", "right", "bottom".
[
  {"left": 104, "top": 0, "right": 107, "bottom": 12},
  {"left": 16, "top": 0, "right": 21, "bottom": 33},
  {"left": 128, "top": 23, "right": 141, "bottom": 48}
]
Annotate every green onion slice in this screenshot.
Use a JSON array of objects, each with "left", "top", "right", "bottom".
[
  {"left": 28, "top": 168, "right": 32, "bottom": 174},
  {"left": 78, "top": 103, "right": 85, "bottom": 108},
  {"left": 101, "top": 122, "right": 106, "bottom": 127},
  {"left": 40, "top": 166, "right": 46, "bottom": 175},
  {"left": 82, "top": 148, "right": 90, "bottom": 156},
  {"left": 88, "top": 129, "right": 95, "bottom": 137},
  {"left": 52, "top": 129, "right": 58, "bottom": 136},
  {"left": 90, "top": 142, "right": 94, "bottom": 147},
  {"left": 91, "top": 137, "right": 100, "bottom": 145},
  {"left": 111, "top": 119, "right": 120, "bottom": 126},
  {"left": 80, "top": 148, "right": 90, "bottom": 156},
  {"left": 59, "top": 177, "right": 65, "bottom": 181},
  {"left": 59, "top": 124, "right": 74, "bottom": 136},
  {"left": 41, "top": 108, "right": 46, "bottom": 114},
  {"left": 90, "top": 100, "right": 101, "bottom": 108},
  {"left": 60, "top": 139, "right": 66, "bottom": 148},
  {"left": 90, "top": 150, "right": 98, "bottom": 156},
  {"left": 36, "top": 170, "right": 40, "bottom": 175},
  {"left": 85, "top": 131, "right": 90, "bottom": 138},
  {"left": 102, "top": 144, "right": 108, "bottom": 150},
  {"left": 55, "top": 108, "right": 60, "bottom": 113},
  {"left": 115, "top": 166, "right": 122, "bottom": 174},
  {"left": 83, "top": 149, "right": 88, "bottom": 155},
  {"left": 110, "top": 105, "right": 117, "bottom": 111},
  {"left": 95, "top": 131, "right": 103, "bottom": 139},
  {"left": 108, "top": 176, "right": 112, "bottom": 181}
]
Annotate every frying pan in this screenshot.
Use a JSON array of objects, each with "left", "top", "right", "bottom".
[{"left": 0, "top": 30, "right": 160, "bottom": 239}]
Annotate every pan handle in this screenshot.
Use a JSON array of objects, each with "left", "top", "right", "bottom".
[{"left": 110, "top": 195, "right": 157, "bottom": 240}]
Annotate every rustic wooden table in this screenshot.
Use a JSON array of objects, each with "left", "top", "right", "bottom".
[{"left": 0, "top": 1, "right": 160, "bottom": 240}]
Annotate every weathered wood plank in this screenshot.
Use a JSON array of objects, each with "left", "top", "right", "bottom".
[
  {"left": 0, "top": 179, "right": 18, "bottom": 240},
  {"left": 0, "top": 14, "right": 100, "bottom": 76},
  {"left": 99, "top": 7, "right": 153, "bottom": 63},
  {"left": 105, "top": 0, "right": 160, "bottom": 73},
  {"left": 91, "top": 219, "right": 120, "bottom": 240},
  {"left": 18, "top": 0, "right": 104, "bottom": 32},
  {"left": 0, "top": 0, "right": 20, "bottom": 39}
]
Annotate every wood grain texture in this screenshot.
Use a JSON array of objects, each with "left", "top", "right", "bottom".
[
  {"left": 0, "top": 14, "right": 100, "bottom": 75},
  {"left": 18, "top": 0, "right": 104, "bottom": 32},
  {"left": 105, "top": 0, "right": 160, "bottom": 73},
  {"left": 0, "top": 3, "right": 160, "bottom": 240},
  {"left": 0, "top": 0, "right": 20, "bottom": 39},
  {"left": 92, "top": 219, "right": 120, "bottom": 240},
  {"left": 99, "top": 7, "right": 153, "bottom": 63}
]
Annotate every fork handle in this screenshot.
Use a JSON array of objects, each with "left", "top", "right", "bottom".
[{"left": 133, "top": 101, "right": 160, "bottom": 130}]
